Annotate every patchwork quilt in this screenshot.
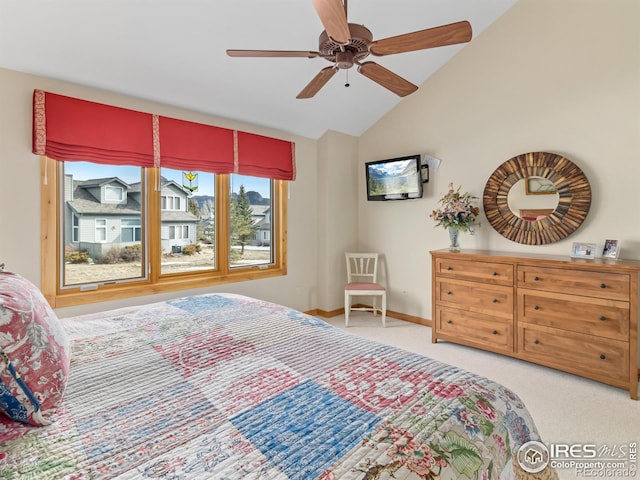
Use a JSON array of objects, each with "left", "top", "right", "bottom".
[{"left": 0, "top": 293, "right": 557, "bottom": 479}]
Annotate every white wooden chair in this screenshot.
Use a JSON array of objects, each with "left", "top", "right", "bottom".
[{"left": 344, "top": 252, "right": 386, "bottom": 327}]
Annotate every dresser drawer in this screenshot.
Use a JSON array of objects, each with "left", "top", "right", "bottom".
[
  {"left": 518, "top": 266, "right": 629, "bottom": 301},
  {"left": 436, "top": 307, "right": 513, "bottom": 351},
  {"left": 518, "top": 325, "right": 629, "bottom": 384},
  {"left": 435, "top": 258, "right": 513, "bottom": 286},
  {"left": 517, "top": 290, "right": 629, "bottom": 341},
  {"left": 436, "top": 279, "right": 513, "bottom": 318}
]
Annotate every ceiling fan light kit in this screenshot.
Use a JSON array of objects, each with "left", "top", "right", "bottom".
[{"left": 226, "top": 0, "right": 472, "bottom": 98}]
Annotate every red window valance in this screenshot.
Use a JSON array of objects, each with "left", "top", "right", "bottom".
[
  {"left": 32, "top": 89, "right": 296, "bottom": 180},
  {"left": 159, "top": 116, "right": 235, "bottom": 174},
  {"left": 32, "top": 90, "right": 155, "bottom": 167},
  {"left": 236, "top": 132, "right": 296, "bottom": 180}
]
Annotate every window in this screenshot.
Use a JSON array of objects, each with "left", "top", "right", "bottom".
[
  {"left": 62, "top": 163, "right": 145, "bottom": 287},
  {"left": 42, "top": 159, "right": 287, "bottom": 307},
  {"left": 72, "top": 214, "right": 79, "bottom": 243},
  {"left": 105, "top": 185, "right": 124, "bottom": 202},
  {"left": 229, "top": 175, "right": 273, "bottom": 267},
  {"left": 121, "top": 219, "right": 142, "bottom": 242},
  {"left": 161, "top": 195, "right": 182, "bottom": 211},
  {"left": 95, "top": 219, "right": 107, "bottom": 242},
  {"left": 168, "top": 225, "right": 189, "bottom": 240}
]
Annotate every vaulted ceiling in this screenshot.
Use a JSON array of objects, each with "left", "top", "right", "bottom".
[{"left": 0, "top": 0, "right": 518, "bottom": 139}]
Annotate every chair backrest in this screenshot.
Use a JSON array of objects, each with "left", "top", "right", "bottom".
[{"left": 345, "top": 252, "right": 379, "bottom": 284}]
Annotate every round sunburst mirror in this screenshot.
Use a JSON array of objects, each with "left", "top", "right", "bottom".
[{"left": 483, "top": 152, "right": 591, "bottom": 245}]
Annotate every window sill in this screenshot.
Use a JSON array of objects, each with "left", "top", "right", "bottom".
[{"left": 46, "top": 265, "right": 286, "bottom": 309}]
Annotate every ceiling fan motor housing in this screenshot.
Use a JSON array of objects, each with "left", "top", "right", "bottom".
[{"left": 319, "top": 23, "right": 373, "bottom": 69}]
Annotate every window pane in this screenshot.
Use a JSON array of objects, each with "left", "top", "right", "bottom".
[
  {"left": 105, "top": 185, "right": 123, "bottom": 202},
  {"left": 229, "top": 175, "right": 273, "bottom": 268},
  {"left": 61, "top": 162, "right": 145, "bottom": 286},
  {"left": 160, "top": 169, "right": 216, "bottom": 274}
]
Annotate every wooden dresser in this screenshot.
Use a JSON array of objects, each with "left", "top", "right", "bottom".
[{"left": 431, "top": 249, "right": 640, "bottom": 399}]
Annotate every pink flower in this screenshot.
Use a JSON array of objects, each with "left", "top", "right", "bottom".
[
  {"left": 476, "top": 399, "right": 496, "bottom": 420},
  {"left": 492, "top": 433, "right": 507, "bottom": 456},
  {"left": 427, "top": 380, "right": 465, "bottom": 398}
]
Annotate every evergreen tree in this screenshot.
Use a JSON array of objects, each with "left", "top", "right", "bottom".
[
  {"left": 230, "top": 185, "right": 256, "bottom": 254},
  {"left": 188, "top": 198, "right": 200, "bottom": 217}
]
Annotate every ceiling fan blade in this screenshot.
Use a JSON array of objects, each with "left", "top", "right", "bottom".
[
  {"left": 312, "top": 0, "right": 350, "bottom": 44},
  {"left": 297, "top": 66, "right": 337, "bottom": 99},
  {"left": 369, "top": 21, "right": 472, "bottom": 56},
  {"left": 227, "top": 49, "right": 320, "bottom": 58},
  {"left": 357, "top": 62, "right": 418, "bottom": 97}
]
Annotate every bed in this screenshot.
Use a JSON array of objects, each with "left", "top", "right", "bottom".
[{"left": 1, "top": 287, "right": 557, "bottom": 479}]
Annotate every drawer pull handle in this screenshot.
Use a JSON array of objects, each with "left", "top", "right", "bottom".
[
  {"left": 599, "top": 316, "right": 606, "bottom": 321},
  {"left": 534, "top": 339, "right": 540, "bottom": 345},
  {"left": 492, "top": 298, "right": 498, "bottom": 303},
  {"left": 492, "top": 330, "right": 498, "bottom": 335},
  {"left": 447, "top": 291, "right": 452, "bottom": 295},
  {"left": 534, "top": 276, "right": 540, "bottom": 281},
  {"left": 447, "top": 266, "right": 453, "bottom": 271},
  {"left": 600, "top": 283, "right": 606, "bottom": 289},
  {"left": 600, "top": 354, "right": 606, "bottom": 360},
  {"left": 447, "top": 319, "right": 453, "bottom": 324},
  {"left": 492, "top": 271, "right": 498, "bottom": 276},
  {"left": 533, "top": 305, "right": 540, "bottom": 310}
]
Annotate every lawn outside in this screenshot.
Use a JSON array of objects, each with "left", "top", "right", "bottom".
[{"left": 64, "top": 245, "right": 270, "bottom": 285}]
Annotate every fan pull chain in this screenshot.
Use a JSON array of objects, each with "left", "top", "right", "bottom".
[{"left": 345, "top": 70, "right": 350, "bottom": 88}]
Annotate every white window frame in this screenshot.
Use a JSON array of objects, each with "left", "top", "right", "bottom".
[
  {"left": 121, "top": 219, "right": 142, "bottom": 242},
  {"left": 162, "top": 195, "right": 182, "bottom": 211},
  {"left": 105, "top": 185, "right": 124, "bottom": 202},
  {"left": 95, "top": 218, "right": 107, "bottom": 242},
  {"left": 72, "top": 214, "right": 79, "bottom": 242}
]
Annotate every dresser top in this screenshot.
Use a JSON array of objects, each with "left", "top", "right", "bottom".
[{"left": 430, "top": 249, "right": 640, "bottom": 272}]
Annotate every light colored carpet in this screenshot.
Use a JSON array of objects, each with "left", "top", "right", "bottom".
[{"left": 322, "top": 312, "right": 640, "bottom": 480}]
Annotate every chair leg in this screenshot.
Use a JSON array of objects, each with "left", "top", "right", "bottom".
[
  {"left": 344, "top": 291, "right": 350, "bottom": 327},
  {"left": 381, "top": 293, "right": 387, "bottom": 328},
  {"left": 372, "top": 297, "right": 378, "bottom": 316}
]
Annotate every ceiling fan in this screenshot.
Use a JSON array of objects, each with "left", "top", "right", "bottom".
[{"left": 226, "top": 0, "right": 472, "bottom": 99}]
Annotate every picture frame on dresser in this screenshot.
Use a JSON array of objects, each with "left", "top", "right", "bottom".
[
  {"left": 571, "top": 242, "right": 596, "bottom": 259},
  {"left": 602, "top": 239, "right": 620, "bottom": 259}
]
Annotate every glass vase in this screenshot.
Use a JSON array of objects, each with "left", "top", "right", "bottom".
[{"left": 448, "top": 228, "right": 460, "bottom": 252}]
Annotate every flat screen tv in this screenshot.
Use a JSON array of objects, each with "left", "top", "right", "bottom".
[{"left": 365, "top": 154, "right": 424, "bottom": 201}]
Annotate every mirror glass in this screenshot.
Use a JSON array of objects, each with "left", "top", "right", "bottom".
[{"left": 507, "top": 177, "right": 559, "bottom": 221}]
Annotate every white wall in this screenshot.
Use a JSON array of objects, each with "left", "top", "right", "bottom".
[
  {"left": 315, "top": 130, "right": 359, "bottom": 312},
  {"left": 0, "top": 67, "right": 319, "bottom": 317},
  {"left": 357, "top": 0, "right": 640, "bottom": 319}
]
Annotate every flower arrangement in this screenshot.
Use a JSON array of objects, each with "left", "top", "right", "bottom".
[{"left": 430, "top": 183, "right": 480, "bottom": 233}]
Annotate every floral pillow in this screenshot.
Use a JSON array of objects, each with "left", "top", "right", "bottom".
[{"left": 0, "top": 269, "right": 70, "bottom": 426}]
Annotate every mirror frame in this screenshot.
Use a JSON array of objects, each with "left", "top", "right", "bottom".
[{"left": 483, "top": 152, "right": 591, "bottom": 245}]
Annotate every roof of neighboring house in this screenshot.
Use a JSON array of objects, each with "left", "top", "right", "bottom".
[
  {"left": 250, "top": 205, "right": 270, "bottom": 216},
  {"left": 69, "top": 181, "right": 141, "bottom": 215},
  {"left": 68, "top": 177, "right": 197, "bottom": 222},
  {"left": 161, "top": 211, "right": 199, "bottom": 222},
  {"left": 76, "top": 177, "right": 130, "bottom": 189}
]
